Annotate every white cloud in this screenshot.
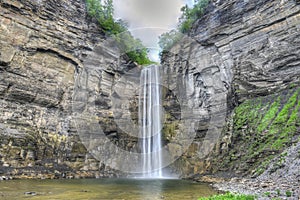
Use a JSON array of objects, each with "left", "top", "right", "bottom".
[{"left": 114, "top": 0, "right": 185, "bottom": 28}]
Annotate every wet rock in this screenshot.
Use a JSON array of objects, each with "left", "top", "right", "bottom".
[
  {"left": 24, "top": 191, "right": 36, "bottom": 196},
  {"left": 0, "top": 176, "right": 11, "bottom": 181}
]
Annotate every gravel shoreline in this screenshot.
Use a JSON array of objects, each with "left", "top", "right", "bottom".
[
  {"left": 213, "top": 142, "right": 300, "bottom": 199},
  {"left": 191, "top": 142, "right": 300, "bottom": 199},
  {"left": 213, "top": 177, "right": 299, "bottom": 199}
]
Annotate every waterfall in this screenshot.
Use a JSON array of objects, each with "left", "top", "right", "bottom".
[{"left": 138, "top": 65, "right": 163, "bottom": 178}]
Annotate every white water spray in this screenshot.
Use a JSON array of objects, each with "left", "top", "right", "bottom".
[{"left": 138, "top": 65, "right": 163, "bottom": 178}]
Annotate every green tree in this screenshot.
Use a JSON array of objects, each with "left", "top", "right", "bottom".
[
  {"left": 158, "top": 30, "right": 182, "bottom": 51},
  {"left": 86, "top": 0, "right": 102, "bottom": 18},
  {"left": 85, "top": 0, "right": 152, "bottom": 65},
  {"left": 179, "top": 0, "right": 210, "bottom": 33},
  {"left": 158, "top": 0, "right": 210, "bottom": 52}
]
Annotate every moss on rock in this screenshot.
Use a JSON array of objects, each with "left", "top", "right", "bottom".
[{"left": 215, "top": 86, "right": 300, "bottom": 176}]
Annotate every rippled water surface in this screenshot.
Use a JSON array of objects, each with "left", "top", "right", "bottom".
[{"left": 0, "top": 178, "right": 218, "bottom": 199}]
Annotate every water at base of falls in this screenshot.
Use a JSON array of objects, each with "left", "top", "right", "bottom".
[{"left": 138, "top": 65, "right": 163, "bottom": 178}]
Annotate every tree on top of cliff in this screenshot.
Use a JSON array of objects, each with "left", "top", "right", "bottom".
[
  {"left": 158, "top": 0, "right": 210, "bottom": 52},
  {"left": 86, "top": 0, "right": 153, "bottom": 65},
  {"left": 179, "top": 0, "right": 210, "bottom": 33},
  {"left": 158, "top": 30, "right": 182, "bottom": 51}
]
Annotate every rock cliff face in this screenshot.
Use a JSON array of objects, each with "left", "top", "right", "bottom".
[
  {"left": 161, "top": 0, "right": 300, "bottom": 177},
  {"left": 0, "top": 0, "right": 137, "bottom": 178},
  {"left": 1, "top": 0, "right": 299, "bottom": 180}
]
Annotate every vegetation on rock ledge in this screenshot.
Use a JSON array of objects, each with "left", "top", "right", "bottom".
[
  {"left": 86, "top": 0, "right": 153, "bottom": 65},
  {"left": 179, "top": 0, "right": 210, "bottom": 33},
  {"left": 198, "top": 192, "right": 256, "bottom": 200},
  {"left": 159, "top": 0, "right": 210, "bottom": 51},
  {"left": 218, "top": 87, "right": 300, "bottom": 176}
]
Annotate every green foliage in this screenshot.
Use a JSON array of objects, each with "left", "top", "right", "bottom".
[
  {"left": 285, "top": 190, "right": 292, "bottom": 197},
  {"left": 276, "top": 189, "right": 280, "bottom": 195},
  {"left": 256, "top": 97, "right": 280, "bottom": 133},
  {"left": 234, "top": 99, "right": 262, "bottom": 130},
  {"left": 225, "top": 86, "right": 300, "bottom": 176},
  {"left": 264, "top": 192, "right": 271, "bottom": 197},
  {"left": 273, "top": 91, "right": 297, "bottom": 125},
  {"left": 158, "top": 30, "right": 183, "bottom": 51},
  {"left": 255, "top": 158, "right": 271, "bottom": 175},
  {"left": 198, "top": 192, "right": 256, "bottom": 200},
  {"left": 267, "top": 89, "right": 300, "bottom": 150},
  {"left": 179, "top": 0, "right": 210, "bottom": 33},
  {"left": 158, "top": 0, "right": 210, "bottom": 52},
  {"left": 112, "top": 33, "right": 154, "bottom": 65},
  {"left": 86, "top": 0, "right": 114, "bottom": 32},
  {"left": 85, "top": 0, "right": 152, "bottom": 65}
]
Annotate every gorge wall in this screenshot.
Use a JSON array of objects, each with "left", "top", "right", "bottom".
[
  {"left": 161, "top": 0, "right": 300, "bottom": 178},
  {"left": 0, "top": 0, "right": 139, "bottom": 178},
  {"left": 0, "top": 0, "right": 300, "bottom": 180}
]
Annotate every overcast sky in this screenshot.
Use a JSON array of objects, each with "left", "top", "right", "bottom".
[{"left": 113, "top": 0, "right": 194, "bottom": 61}]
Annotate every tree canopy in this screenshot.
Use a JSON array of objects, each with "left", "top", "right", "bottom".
[
  {"left": 86, "top": 0, "right": 153, "bottom": 65},
  {"left": 158, "top": 30, "right": 182, "bottom": 51},
  {"left": 158, "top": 0, "right": 210, "bottom": 52}
]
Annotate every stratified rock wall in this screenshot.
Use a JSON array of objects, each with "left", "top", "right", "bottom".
[
  {"left": 161, "top": 0, "right": 300, "bottom": 177},
  {"left": 0, "top": 0, "right": 135, "bottom": 178},
  {"left": 1, "top": 0, "right": 299, "bottom": 179}
]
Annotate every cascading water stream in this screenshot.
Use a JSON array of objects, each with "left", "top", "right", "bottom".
[{"left": 138, "top": 65, "right": 163, "bottom": 178}]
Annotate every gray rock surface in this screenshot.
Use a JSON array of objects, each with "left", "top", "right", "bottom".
[
  {"left": 0, "top": 0, "right": 137, "bottom": 178},
  {"left": 214, "top": 141, "right": 300, "bottom": 199},
  {"left": 161, "top": 0, "right": 300, "bottom": 178},
  {"left": 0, "top": 0, "right": 299, "bottom": 185}
]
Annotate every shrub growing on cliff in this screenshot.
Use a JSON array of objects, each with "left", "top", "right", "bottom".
[
  {"left": 158, "top": 0, "right": 210, "bottom": 52},
  {"left": 158, "top": 30, "right": 183, "bottom": 51},
  {"left": 86, "top": 0, "right": 114, "bottom": 31},
  {"left": 178, "top": 0, "right": 210, "bottom": 34},
  {"left": 179, "top": 0, "right": 210, "bottom": 33},
  {"left": 285, "top": 190, "right": 292, "bottom": 197},
  {"left": 86, "top": 0, "right": 152, "bottom": 65}
]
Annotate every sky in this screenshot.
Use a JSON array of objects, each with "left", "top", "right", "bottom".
[{"left": 113, "top": 0, "right": 195, "bottom": 62}]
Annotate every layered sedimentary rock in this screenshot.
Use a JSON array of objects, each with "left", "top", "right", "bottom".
[
  {"left": 1, "top": 0, "right": 300, "bottom": 180},
  {"left": 161, "top": 0, "right": 300, "bottom": 177},
  {"left": 0, "top": 0, "right": 138, "bottom": 178}
]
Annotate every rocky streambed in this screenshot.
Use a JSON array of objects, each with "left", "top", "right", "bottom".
[
  {"left": 214, "top": 177, "right": 299, "bottom": 200},
  {"left": 194, "top": 141, "right": 300, "bottom": 199}
]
